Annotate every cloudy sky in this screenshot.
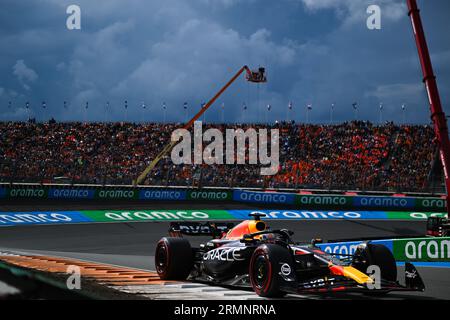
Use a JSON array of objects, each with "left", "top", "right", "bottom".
[{"left": 1, "top": 0, "right": 449, "bottom": 124}]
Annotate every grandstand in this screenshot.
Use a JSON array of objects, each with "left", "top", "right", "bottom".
[{"left": 0, "top": 120, "right": 443, "bottom": 193}]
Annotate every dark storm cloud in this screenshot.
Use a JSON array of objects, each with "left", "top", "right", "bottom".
[{"left": 0, "top": 0, "right": 449, "bottom": 124}]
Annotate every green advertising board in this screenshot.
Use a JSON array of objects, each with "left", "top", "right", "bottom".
[
  {"left": 7, "top": 187, "right": 48, "bottom": 198},
  {"left": 81, "top": 210, "right": 234, "bottom": 222},
  {"left": 187, "top": 190, "right": 232, "bottom": 201},
  {"left": 295, "top": 194, "right": 353, "bottom": 208},
  {"left": 385, "top": 211, "right": 447, "bottom": 220},
  {"left": 415, "top": 197, "right": 447, "bottom": 211},
  {"left": 393, "top": 237, "right": 450, "bottom": 262}
]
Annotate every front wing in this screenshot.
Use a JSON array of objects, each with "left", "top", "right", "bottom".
[{"left": 286, "top": 262, "right": 425, "bottom": 295}]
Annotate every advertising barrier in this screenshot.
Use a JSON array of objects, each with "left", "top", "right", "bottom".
[
  {"left": 230, "top": 210, "right": 385, "bottom": 220},
  {"left": 353, "top": 195, "right": 416, "bottom": 209},
  {"left": 139, "top": 189, "right": 186, "bottom": 200},
  {"left": 318, "top": 240, "right": 394, "bottom": 259},
  {"left": 48, "top": 188, "right": 95, "bottom": 199},
  {"left": 393, "top": 237, "right": 450, "bottom": 262},
  {"left": 228, "top": 210, "right": 447, "bottom": 220},
  {"left": 187, "top": 190, "right": 232, "bottom": 201},
  {"left": 82, "top": 210, "right": 233, "bottom": 222},
  {"left": 317, "top": 237, "right": 450, "bottom": 262},
  {"left": 295, "top": 195, "right": 352, "bottom": 208},
  {"left": 7, "top": 187, "right": 48, "bottom": 198},
  {"left": 0, "top": 184, "right": 447, "bottom": 211},
  {"left": 385, "top": 211, "right": 447, "bottom": 220},
  {"left": 233, "top": 190, "right": 295, "bottom": 204},
  {"left": 95, "top": 189, "right": 138, "bottom": 200},
  {"left": 0, "top": 209, "right": 447, "bottom": 227},
  {"left": 0, "top": 211, "right": 92, "bottom": 226},
  {"left": 415, "top": 197, "right": 447, "bottom": 211}
]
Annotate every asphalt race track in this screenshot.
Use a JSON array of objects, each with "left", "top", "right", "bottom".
[{"left": 0, "top": 199, "right": 449, "bottom": 300}]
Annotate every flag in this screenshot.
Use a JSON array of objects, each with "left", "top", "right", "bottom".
[
  {"left": 183, "top": 102, "right": 188, "bottom": 110},
  {"left": 307, "top": 104, "right": 312, "bottom": 110},
  {"left": 352, "top": 102, "right": 358, "bottom": 110},
  {"left": 267, "top": 104, "right": 271, "bottom": 111},
  {"left": 288, "top": 101, "right": 293, "bottom": 110}
]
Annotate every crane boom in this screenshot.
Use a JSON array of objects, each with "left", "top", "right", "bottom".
[
  {"left": 134, "top": 65, "right": 261, "bottom": 185},
  {"left": 407, "top": 0, "right": 450, "bottom": 215}
]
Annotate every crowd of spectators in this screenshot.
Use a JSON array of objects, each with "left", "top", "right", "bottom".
[{"left": 0, "top": 120, "right": 437, "bottom": 192}]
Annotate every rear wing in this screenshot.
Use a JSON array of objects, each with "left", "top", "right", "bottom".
[
  {"left": 426, "top": 216, "right": 449, "bottom": 237},
  {"left": 169, "top": 222, "right": 235, "bottom": 238}
]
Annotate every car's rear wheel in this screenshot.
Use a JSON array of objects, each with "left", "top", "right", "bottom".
[
  {"left": 155, "top": 237, "right": 193, "bottom": 280},
  {"left": 249, "top": 244, "right": 292, "bottom": 297}
]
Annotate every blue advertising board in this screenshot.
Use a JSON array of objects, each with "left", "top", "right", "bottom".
[
  {"left": 353, "top": 196, "right": 416, "bottom": 209},
  {"left": 0, "top": 211, "right": 93, "bottom": 226},
  {"left": 48, "top": 188, "right": 95, "bottom": 199},
  {"left": 232, "top": 190, "right": 295, "bottom": 204}
]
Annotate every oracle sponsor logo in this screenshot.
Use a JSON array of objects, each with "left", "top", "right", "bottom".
[{"left": 203, "top": 247, "right": 245, "bottom": 261}]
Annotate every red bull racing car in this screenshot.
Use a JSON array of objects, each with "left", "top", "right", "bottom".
[{"left": 155, "top": 213, "right": 425, "bottom": 297}]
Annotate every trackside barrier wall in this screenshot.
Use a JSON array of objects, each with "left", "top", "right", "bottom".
[
  {"left": 317, "top": 237, "right": 450, "bottom": 262},
  {"left": 0, "top": 209, "right": 447, "bottom": 227},
  {"left": 0, "top": 185, "right": 446, "bottom": 211}
]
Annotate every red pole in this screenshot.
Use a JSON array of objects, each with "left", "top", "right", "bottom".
[{"left": 407, "top": 0, "right": 450, "bottom": 215}]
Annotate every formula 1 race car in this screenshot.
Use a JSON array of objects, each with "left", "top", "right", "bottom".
[
  {"left": 155, "top": 213, "right": 425, "bottom": 297},
  {"left": 427, "top": 216, "right": 449, "bottom": 237}
]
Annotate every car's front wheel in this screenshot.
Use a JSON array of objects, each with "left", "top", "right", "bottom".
[
  {"left": 352, "top": 243, "right": 397, "bottom": 282},
  {"left": 249, "top": 244, "right": 293, "bottom": 297},
  {"left": 155, "top": 237, "right": 193, "bottom": 280}
]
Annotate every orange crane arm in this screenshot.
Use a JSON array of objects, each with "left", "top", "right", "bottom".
[{"left": 134, "top": 65, "right": 253, "bottom": 185}]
